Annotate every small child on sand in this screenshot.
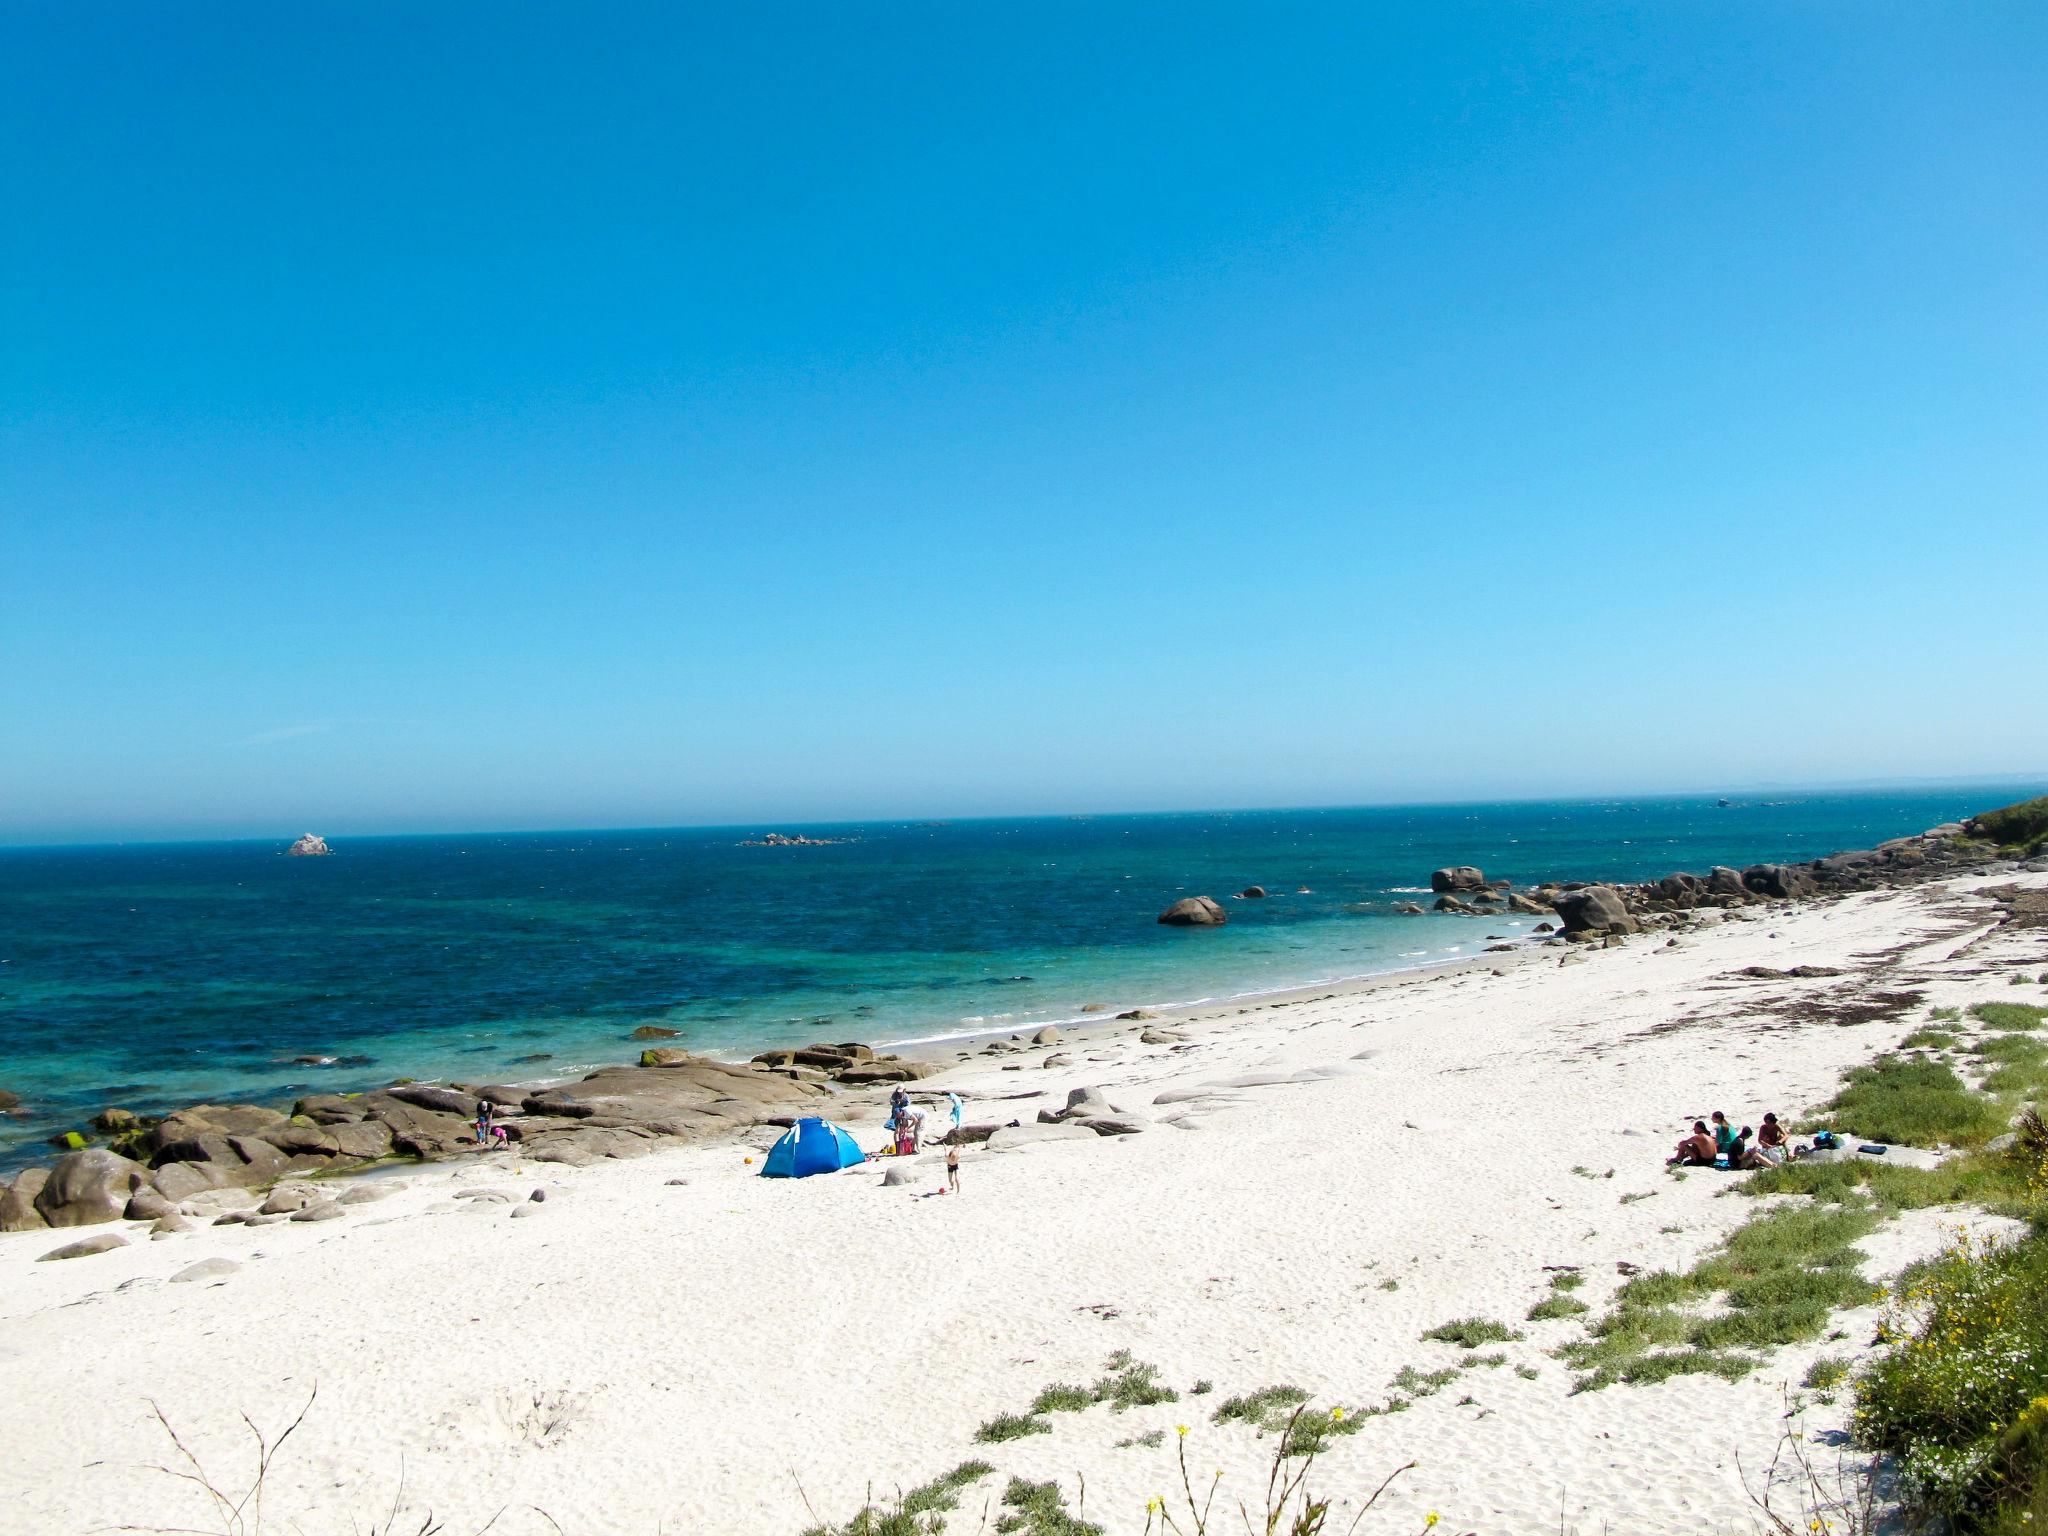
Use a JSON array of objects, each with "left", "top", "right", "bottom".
[{"left": 946, "top": 1143, "right": 960, "bottom": 1193}]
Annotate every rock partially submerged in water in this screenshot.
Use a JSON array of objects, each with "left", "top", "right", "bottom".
[
  {"left": 1158, "top": 896, "right": 1227, "bottom": 927},
  {"left": 1430, "top": 866, "right": 1489, "bottom": 893},
  {"left": 286, "top": 833, "right": 331, "bottom": 857}
]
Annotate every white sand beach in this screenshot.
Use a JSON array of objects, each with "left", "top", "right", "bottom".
[{"left": 5, "top": 873, "right": 2044, "bottom": 1536}]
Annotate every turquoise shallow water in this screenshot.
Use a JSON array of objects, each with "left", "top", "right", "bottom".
[{"left": 0, "top": 789, "right": 2028, "bottom": 1170}]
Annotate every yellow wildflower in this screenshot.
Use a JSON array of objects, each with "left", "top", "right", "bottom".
[{"left": 1176, "top": 1424, "right": 1189, "bottom": 1437}]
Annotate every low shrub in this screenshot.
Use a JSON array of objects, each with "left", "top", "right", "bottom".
[
  {"left": 1092, "top": 1352, "right": 1176, "bottom": 1413},
  {"left": 1807, "top": 1055, "right": 2009, "bottom": 1147},
  {"left": 1389, "top": 1365, "right": 1458, "bottom": 1398},
  {"left": 996, "top": 1476, "right": 1102, "bottom": 1536},
  {"left": 1421, "top": 1317, "right": 1522, "bottom": 1349},
  {"left": 1972, "top": 1002, "right": 2048, "bottom": 1032},
  {"left": 974, "top": 1412, "right": 1048, "bottom": 1445},
  {"left": 1212, "top": 1384, "right": 1309, "bottom": 1429},
  {"left": 1856, "top": 1228, "right": 2048, "bottom": 1531},
  {"left": 1527, "top": 1294, "right": 1589, "bottom": 1322},
  {"left": 1903, "top": 1028, "right": 1961, "bottom": 1050},
  {"left": 1802, "top": 1355, "right": 1850, "bottom": 1392},
  {"left": 1564, "top": 1198, "right": 1881, "bottom": 1390},
  {"left": 1966, "top": 795, "right": 2048, "bottom": 853},
  {"left": 1029, "top": 1383, "right": 1094, "bottom": 1415}
]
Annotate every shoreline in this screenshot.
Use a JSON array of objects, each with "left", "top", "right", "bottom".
[
  {"left": 6, "top": 858, "right": 2044, "bottom": 1532},
  {"left": 5, "top": 802, "right": 2039, "bottom": 1208}
]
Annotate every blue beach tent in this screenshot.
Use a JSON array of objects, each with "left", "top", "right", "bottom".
[{"left": 760, "top": 1116, "right": 867, "bottom": 1178}]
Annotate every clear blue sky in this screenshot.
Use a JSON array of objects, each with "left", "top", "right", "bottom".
[{"left": 3, "top": 4, "right": 2044, "bottom": 844}]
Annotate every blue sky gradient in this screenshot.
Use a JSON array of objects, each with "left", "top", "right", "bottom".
[{"left": 3, "top": 4, "right": 2044, "bottom": 842}]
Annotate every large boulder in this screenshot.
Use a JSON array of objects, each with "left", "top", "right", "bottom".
[
  {"left": 1550, "top": 885, "right": 1640, "bottom": 937},
  {"left": 286, "top": 834, "right": 331, "bottom": 857},
  {"left": 1506, "top": 892, "right": 1550, "bottom": 915},
  {"left": 34, "top": 1149, "right": 148, "bottom": 1227},
  {"left": 0, "top": 1167, "right": 50, "bottom": 1231},
  {"left": 1238, "top": 886, "right": 1268, "bottom": 899},
  {"left": 1433, "top": 894, "right": 1471, "bottom": 913},
  {"left": 1652, "top": 872, "right": 1706, "bottom": 906},
  {"left": 1742, "top": 863, "right": 1815, "bottom": 900},
  {"left": 383, "top": 1084, "right": 481, "bottom": 1118},
  {"left": 147, "top": 1104, "right": 288, "bottom": 1155},
  {"left": 1158, "top": 897, "right": 1227, "bottom": 927},
  {"left": 1430, "top": 867, "right": 1488, "bottom": 893},
  {"left": 1706, "top": 866, "right": 1748, "bottom": 897},
  {"left": 836, "top": 1059, "right": 937, "bottom": 1085},
  {"left": 987, "top": 1122, "right": 1100, "bottom": 1151}
]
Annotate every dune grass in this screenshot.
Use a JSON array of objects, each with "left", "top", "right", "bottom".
[
  {"left": 805, "top": 1461, "right": 997, "bottom": 1536},
  {"left": 1527, "top": 1293, "right": 1590, "bottom": 1322},
  {"left": 1902, "top": 1028, "right": 1961, "bottom": 1050},
  {"left": 1212, "top": 1384, "right": 1308, "bottom": 1428},
  {"left": 1803, "top": 1055, "right": 2010, "bottom": 1147},
  {"left": 1563, "top": 1198, "right": 1881, "bottom": 1390},
  {"left": 1971, "top": 1001, "right": 2048, "bottom": 1032},
  {"left": 979, "top": 1353, "right": 1175, "bottom": 1443},
  {"left": 994, "top": 1477, "right": 1103, "bottom": 1536}
]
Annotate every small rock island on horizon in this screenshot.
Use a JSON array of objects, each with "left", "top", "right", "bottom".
[{"left": 285, "top": 834, "right": 331, "bottom": 857}]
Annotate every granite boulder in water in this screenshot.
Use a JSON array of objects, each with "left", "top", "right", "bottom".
[
  {"left": 1157, "top": 896, "right": 1227, "bottom": 926},
  {"left": 286, "top": 834, "right": 331, "bottom": 857},
  {"left": 1430, "top": 866, "right": 1489, "bottom": 893}
]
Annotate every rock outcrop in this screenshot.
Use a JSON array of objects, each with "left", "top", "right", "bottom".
[
  {"left": 1430, "top": 867, "right": 1489, "bottom": 893},
  {"left": 1158, "top": 896, "right": 1227, "bottom": 927},
  {"left": 0, "top": 1167, "right": 50, "bottom": 1231},
  {"left": 1551, "top": 885, "right": 1639, "bottom": 937},
  {"left": 1238, "top": 886, "right": 1268, "bottom": 899},
  {"left": 35, "top": 1149, "right": 148, "bottom": 1227},
  {"left": 286, "top": 834, "right": 331, "bottom": 857}
]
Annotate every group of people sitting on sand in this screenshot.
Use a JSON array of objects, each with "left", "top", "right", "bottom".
[{"left": 1668, "top": 1109, "right": 1790, "bottom": 1170}]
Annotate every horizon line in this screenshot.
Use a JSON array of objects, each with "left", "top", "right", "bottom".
[{"left": 4, "top": 771, "right": 2044, "bottom": 854}]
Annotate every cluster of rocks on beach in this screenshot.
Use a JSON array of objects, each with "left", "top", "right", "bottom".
[{"left": 7, "top": 800, "right": 2044, "bottom": 1249}]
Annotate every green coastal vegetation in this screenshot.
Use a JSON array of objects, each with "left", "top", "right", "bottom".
[
  {"left": 1967, "top": 796, "right": 2048, "bottom": 855},
  {"left": 1547, "top": 985, "right": 2048, "bottom": 1533}
]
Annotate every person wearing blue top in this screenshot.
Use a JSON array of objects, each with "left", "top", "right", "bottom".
[{"left": 1710, "top": 1111, "right": 1738, "bottom": 1159}]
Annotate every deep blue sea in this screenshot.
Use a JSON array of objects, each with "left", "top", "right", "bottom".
[{"left": 0, "top": 789, "right": 2030, "bottom": 1171}]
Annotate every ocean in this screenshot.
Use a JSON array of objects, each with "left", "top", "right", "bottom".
[{"left": 0, "top": 788, "right": 2023, "bottom": 1171}]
